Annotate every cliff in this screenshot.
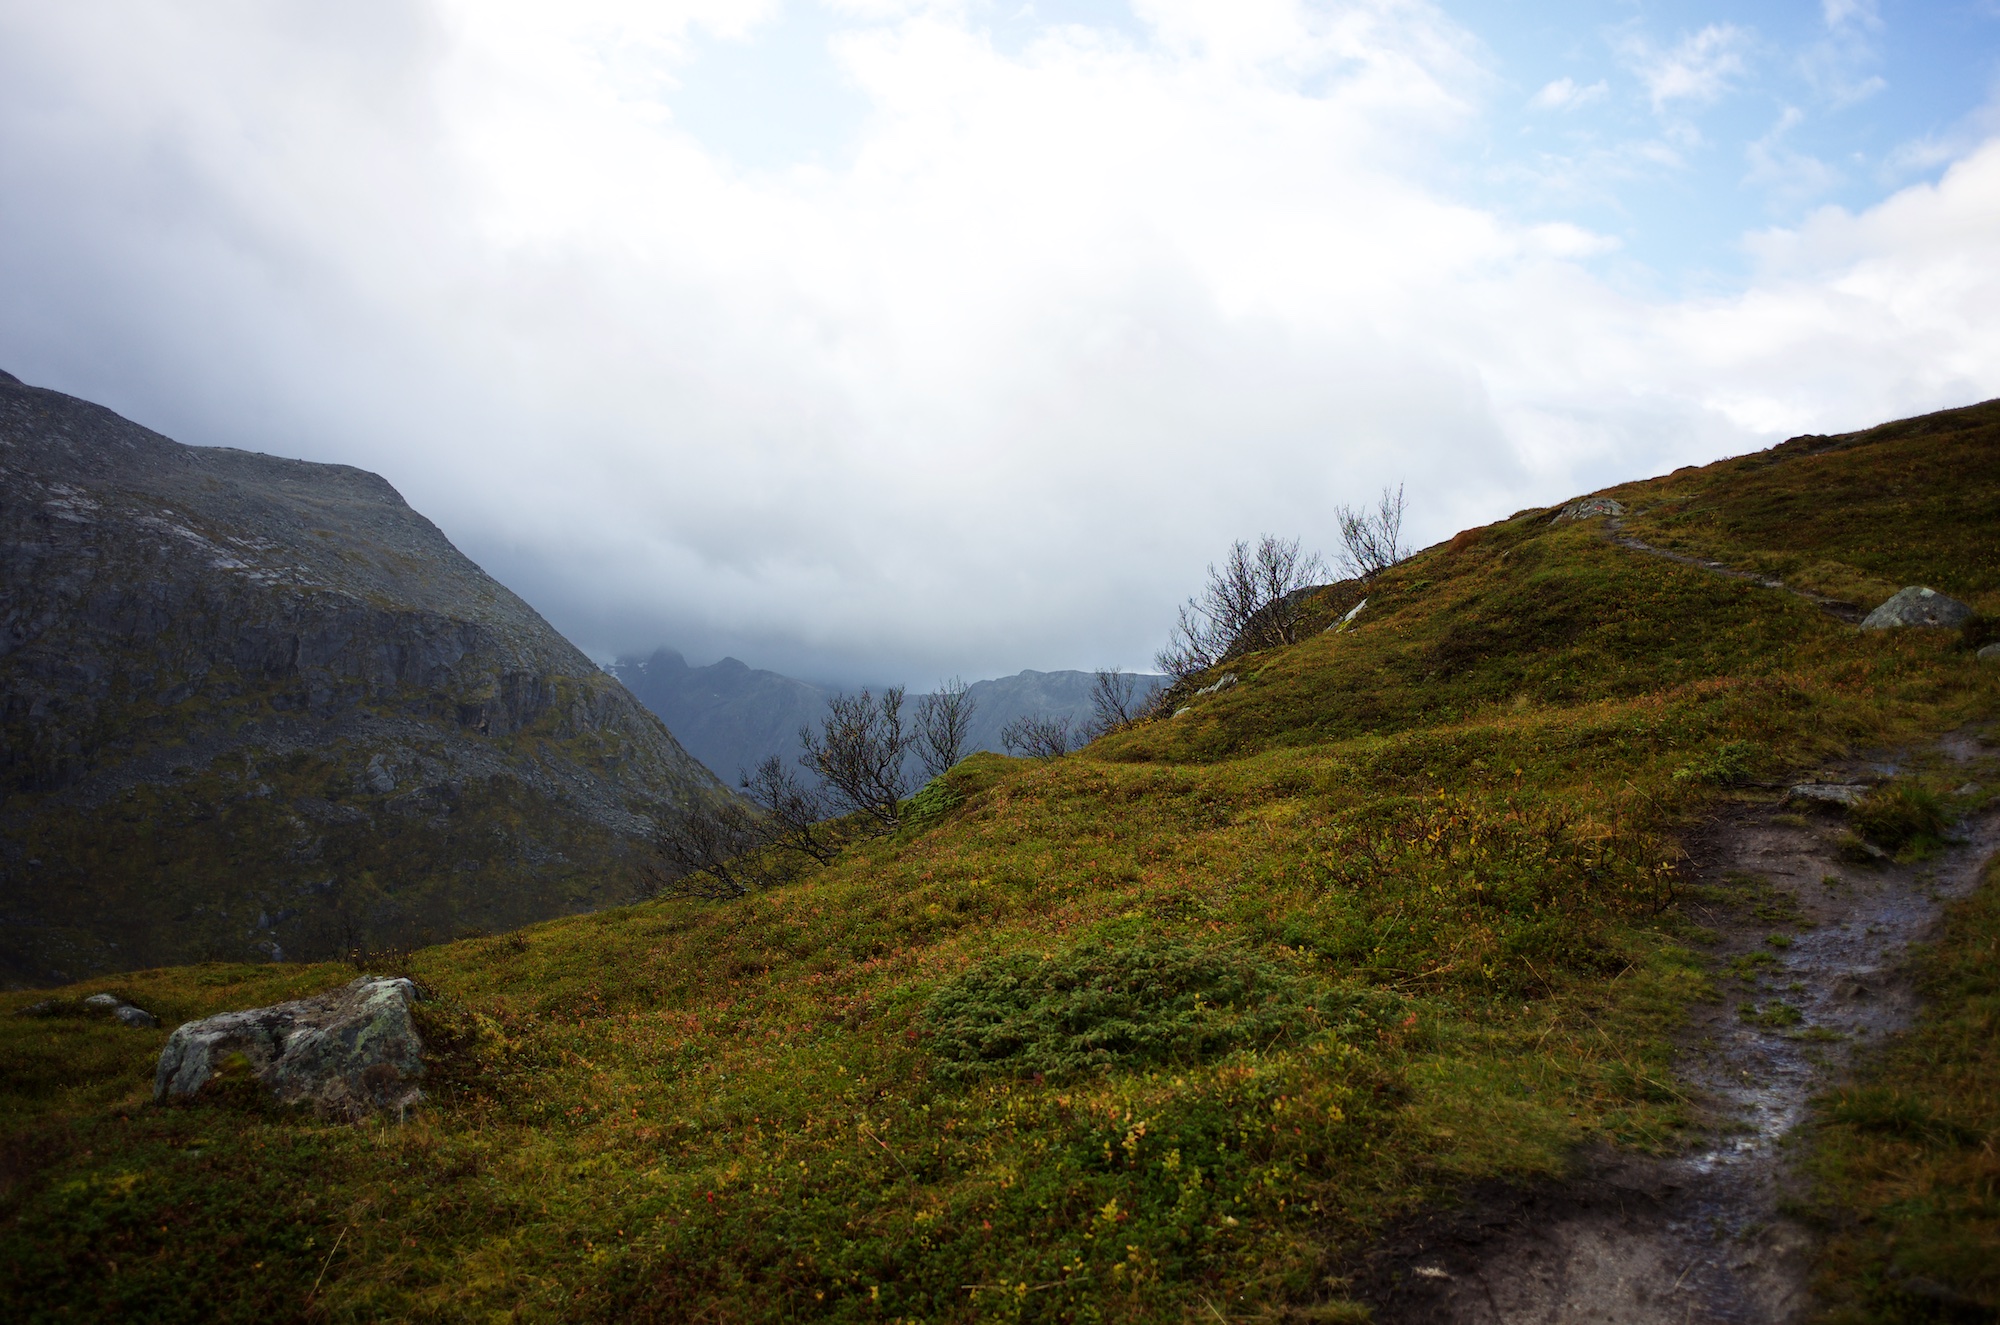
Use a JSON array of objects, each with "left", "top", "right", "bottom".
[{"left": 0, "top": 369, "right": 726, "bottom": 985}]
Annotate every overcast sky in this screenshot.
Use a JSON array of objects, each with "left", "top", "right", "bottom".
[{"left": 2, "top": 0, "right": 1996, "bottom": 687}]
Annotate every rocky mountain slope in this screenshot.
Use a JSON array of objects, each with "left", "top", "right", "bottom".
[
  {"left": 612, "top": 649, "right": 1167, "bottom": 781},
  {"left": 0, "top": 369, "right": 726, "bottom": 985}
]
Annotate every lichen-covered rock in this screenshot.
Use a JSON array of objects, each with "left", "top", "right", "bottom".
[
  {"left": 114, "top": 1005, "right": 159, "bottom": 1029},
  {"left": 1553, "top": 496, "right": 1626, "bottom": 522},
  {"left": 1860, "top": 586, "right": 1973, "bottom": 630},
  {"left": 154, "top": 976, "right": 424, "bottom": 1119},
  {"left": 1787, "top": 783, "right": 1871, "bottom": 808}
]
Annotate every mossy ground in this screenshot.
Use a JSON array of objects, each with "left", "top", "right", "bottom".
[{"left": 2, "top": 402, "right": 1997, "bottom": 1321}]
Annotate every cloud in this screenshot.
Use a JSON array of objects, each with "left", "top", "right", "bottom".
[
  {"left": 0, "top": 1, "right": 1994, "bottom": 685},
  {"left": 1529, "top": 77, "right": 1607, "bottom": 112},
  {"left": 1745, "top": 106, "right": 1843, "bottom": 207},
  {"left": 1625, "top": 23, "right": 1753, "bottom": 113},
  {"left": 1821, "top": 0, "right": 1881, "bottom": 34}
]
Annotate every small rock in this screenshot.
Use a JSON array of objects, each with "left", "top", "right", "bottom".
[
  {"left": 1553, "top": 496, "right": 1626, "bottom": 522},
  {"left": 115, "top": 1005, "right": 160, "bottom": 1029},
  {"left": 1859, "top": 586, "right": 1974, "bottom": 631},
  {"left": 83, "top": 992, "right": 123, "bottom": 1010},
  {"left": 1787, "top": 783, "right": 1870, "bottom": 808},
  {"left": 15, "top": 999, "right": 57, "bottom": 1017},
  {"left": 154, "top": 975, "right": 424, "bottom": 1120},
  {"left": 362, "top": 753, "right": 397, "bottom": 795},
  {"left": 1325, "top": 597, "right": 1369, "bottom": 633},
  {"left": 1195, "top": 672, "right": 1238, "bottom": 697},
  {"left": 1978, "top": 642, "right": 2000, "bottom": 663},
  {"left": 1172, "top": 706, "right": 1192, "bottom": 718}
]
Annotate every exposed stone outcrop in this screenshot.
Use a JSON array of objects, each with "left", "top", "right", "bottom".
[
  {"left": 154, "top": 975, "right": 423, "bottom": 1119},
  {"left": 1553, "top": 496, "right": 1626, "bottom": 522},
  {"left": 1859, "top": 586, "right": 1974, "bottom": 631},
  {"left": 0, "top": 371, "right": 729, "bottom": 984}
]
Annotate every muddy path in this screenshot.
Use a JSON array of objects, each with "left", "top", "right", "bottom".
[{"left": 1351, "top": 730, "right": 2000, "bottom": 1324}]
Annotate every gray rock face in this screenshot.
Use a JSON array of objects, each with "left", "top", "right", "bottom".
[
  {"left": 1860, "top": 586, "right": 1974, "bottom": 631},
  {"left": 1554, "top": 496, "right": 1627, "bottom": 522},
  {"left": 1787, "top": 783, "right": 1871, "bottom": 808},
  {"left": 0, "top": 372, "right": 729, "bottom": 984},
  {"left": 154, "top": 975, "right": 423, "bottom": 1119}
]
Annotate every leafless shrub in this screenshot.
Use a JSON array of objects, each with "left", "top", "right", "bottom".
[
  {"left": 799, "top": 687, "right": 913, "bottom": 834},
  {"left": 651, "top": 797, "right": 763, "bottom": 900},
  {"left": 1154, "top": 534, "right": 1327, "bottom": 682},
  {"left": 1001, "top": 713, "right": 1075, "bottom": 759},
  {"left": 1087, "top": 667, "right": 1139, "bottom": 738},
  {"left": 1336, "top": 484, "right": 1409, "bottom": 580},
  {"left": 914, "top": 676, "right": 977, "bottom": 779},
  {"left": 742, "top": 755, "right": 841, "bottom": 865}
]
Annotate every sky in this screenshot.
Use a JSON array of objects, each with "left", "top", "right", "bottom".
[{"left": 1, "top": 0, "right": 1996, "bottom": 687}]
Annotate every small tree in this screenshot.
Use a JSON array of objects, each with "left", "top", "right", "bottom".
[
  {"left": 1155, "top": 534, "right": 1326, "bottom": 682},
  {"left": 742, "top": 755, "right": 840, "bottom": 866},
  {"left": 913, "top": 676, "right": 977, "bottom": 780},
  {"left": 1001, "top": 713, "right": 1075, "bottom": 759},
  {"left": 652, "top": 797, "right": 763, "bottom": 900},
  {"left": 1087, "top": 667, "right": 1139, "bottom": 738},
  {"left": 1335, "top": 484, "right": 1409, "bottom": 580},
  {"left": 799, "top": 687, "right": 913, "bottom": 834}
]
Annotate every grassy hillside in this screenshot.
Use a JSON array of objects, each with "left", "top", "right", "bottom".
[{"left": 3, "top": 401, "right": 1997, "bottom": 1322}]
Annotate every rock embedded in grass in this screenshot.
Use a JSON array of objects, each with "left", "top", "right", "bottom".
[
  {"left": 1860, "top": 586, "right": 1973, "bottom": 630},
  {"left": 1553, "top": 496, "right": 1626, "bottom": 521},
  {"left": 153, "top": 975, "right": 425, "bottom": 1119},
  {"left": 1788, "top": 783, "right": 1872, "bottom": 808}
]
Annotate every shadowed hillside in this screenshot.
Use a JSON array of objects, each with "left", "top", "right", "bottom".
[{"left": 0, "top": 370, "right": 727, "bottom": 985}]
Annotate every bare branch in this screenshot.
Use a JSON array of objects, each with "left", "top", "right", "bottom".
[
  {"left": 1001, "top": 713, "right": 1075, "bottom": 759},
  {"left": 799, "top": 687, "right": 913, "bottom": 834},
  {"left": 650, "top": 797, "right": 762, "bottom": 900},
  {"left": 1087, "top": 667, "right": 1139, "bottom": 738},
  {"left": 1155, "top": 533, "right": 1327, "bottom": 679},
  {"left": 1335, "top": 484, "right": 1409, "bottom": 581},
  {"left": 742, "top": 755, "right": 841, "bottom": 865},
  {"left": 914, "top": 677, "right": 976, "bottom": 780}
]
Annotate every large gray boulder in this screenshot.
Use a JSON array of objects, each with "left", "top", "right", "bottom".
[
  {"left": 1860, "top": 586, "right": 1974, "bottom": 631},
  {"left": 154, "top": 976, "right": 424, "bottom": 1119}
]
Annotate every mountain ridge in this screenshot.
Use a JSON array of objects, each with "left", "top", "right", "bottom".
[
  {"left": 609, "top": 650, "right": 1167, "bottom": 782},
  {"left": 0, "top": 371, "right": 726, "bottom": 985}
]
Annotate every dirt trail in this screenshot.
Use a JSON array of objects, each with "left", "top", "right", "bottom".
[
  {"left": 1353, "top": 732, "right": 2000, "bottom": 1323},
  {"left": 1600, "top": 513, "right": 1865, "bottom": 624}
]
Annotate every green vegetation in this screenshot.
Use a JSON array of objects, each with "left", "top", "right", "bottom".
[
  {"left": 1806, "top": 857, "right": 2000, "bottom": 1322},
  {"left": 1849, "top": 784, "right": 1952, "bottom": 859},
  {"left": 2, "top": 400, "right": 1998, "bottom": 1320}
]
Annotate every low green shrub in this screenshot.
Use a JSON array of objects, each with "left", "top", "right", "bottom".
[{"left": 922, "top": 939, "right": 1369, "bottom": 1081}]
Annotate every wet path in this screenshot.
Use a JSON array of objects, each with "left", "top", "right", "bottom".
[{"left": 1358, "top": 734, "right": 1999, "bottom": 1323}]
